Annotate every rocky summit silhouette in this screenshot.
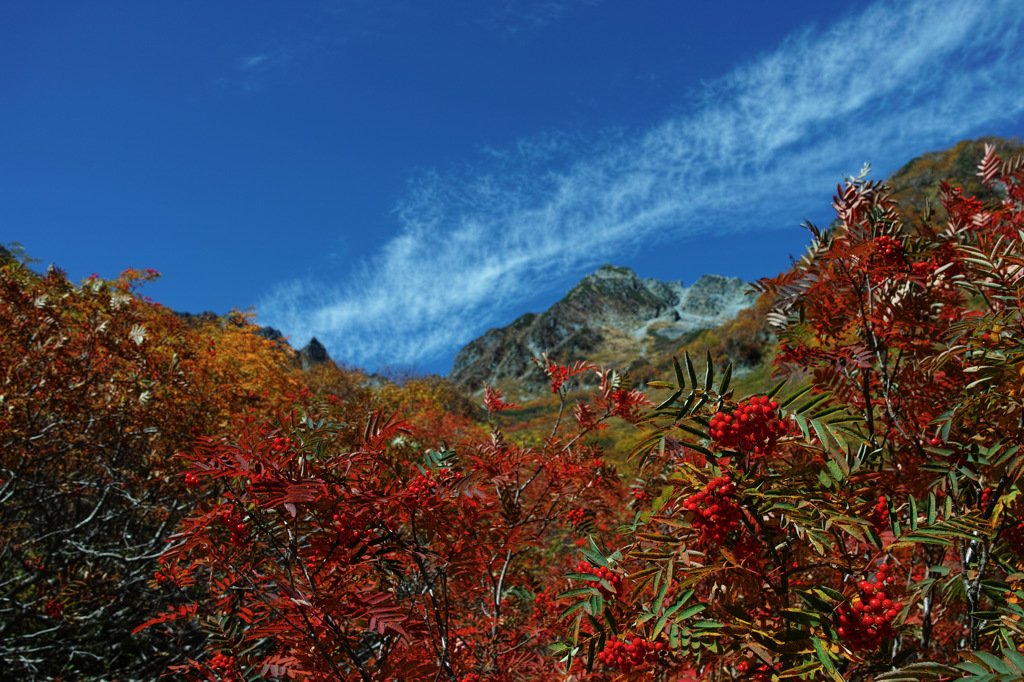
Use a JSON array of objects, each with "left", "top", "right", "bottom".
[{"left": 448, "top": 265, "right": 757, "bottom": 394}]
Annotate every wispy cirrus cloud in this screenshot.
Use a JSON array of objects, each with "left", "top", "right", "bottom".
[{"left": 257, "top": 0, "right": 1024, "bottom": 370}]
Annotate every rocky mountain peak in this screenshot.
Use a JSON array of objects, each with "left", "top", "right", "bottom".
[
  {"left": 448, "top": 265, "right": 755, "bottom": 394},
  {"left": 299, "top": 337, "right": 330, "bottom": 371}
]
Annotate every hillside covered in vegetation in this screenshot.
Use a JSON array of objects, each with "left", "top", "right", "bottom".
[{"left": 3, "top": 136, "right": 1024, "bottom": 680}]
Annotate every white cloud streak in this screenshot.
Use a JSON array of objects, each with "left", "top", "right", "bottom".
[{"left": 257, "top": 0, "right": 1024, "bottom": 370}]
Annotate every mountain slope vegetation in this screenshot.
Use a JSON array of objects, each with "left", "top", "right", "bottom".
[{"left": 3, "top": 135, "right": 1024, "bottom": 680}]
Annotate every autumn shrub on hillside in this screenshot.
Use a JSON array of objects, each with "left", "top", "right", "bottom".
[
  {"left": 136, "top": 357, "right": 649, "bottom": 680},
  {"left": 0, "top": 265, "right": 311, "bottom": 679}
]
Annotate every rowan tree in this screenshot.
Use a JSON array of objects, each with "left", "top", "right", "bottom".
[
  {"left": 137, "top": 358, "right": 649, "bottom": 680},
  {"left": 551, "top": 145, "right": 1024, "bottom": 680}
]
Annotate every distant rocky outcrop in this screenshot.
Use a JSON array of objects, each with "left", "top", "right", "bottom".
[
  {"left": 255, "top": 325, "right": 287, "bottom": 344},
  {"left": 173, "top": 312, "right": 336, "bottom": 371},
  {"left": 298, "top": 337, "right": 331, "bottom": 371},
  {"left": 448, "top": 265, "right": 756, "bottom": 394}
]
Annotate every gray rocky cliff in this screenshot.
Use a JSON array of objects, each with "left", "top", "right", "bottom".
[{"left": 448, "top": 265, "right": 755, "bottom": 394}]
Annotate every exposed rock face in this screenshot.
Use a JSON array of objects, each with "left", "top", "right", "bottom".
[
  {"left": 255, "top": 325, "right": 286, "bottom": 344},
  {"left": 299, "top": 337, "right": 331, "bottom": 371},
  {"left": 448, "top": 265, "right": 755, "bottom": 393}
]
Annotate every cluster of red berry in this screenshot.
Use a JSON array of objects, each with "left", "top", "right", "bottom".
[
  {"left": 281, "top": 388, "right": 314, "bottom": 403},
  {"left": 611, "top": 388, "right": 646, "bottom": 422},
  {"left": 682, "top": 476, "right": 740, "bottom": 546},
  {"left": 533, "top": 588, "right": 559, "bottom": 620},
  {"left": 874, "top": 235, "right": 903, "bottom": 259},
  {"left": 407, "top": 471, "right": 439, "bottom": 508},
  {"left": 869, "top": 235, "right": 908, "bottom": 284},
  {"left": 912, "top": 261, "right": 938, "bottom": 277},
  {"left": 155, "top": 556, "right": 174, "bottom": 581},
  {"left": 565, "top": 507, "right": 591, "bottom": 530},
  {"left": 708, "top": 396, "right": 788, "bottom": 456},
  {"left": 946, "top": 187, "right": 985, "bottom": 226},
  {"left": 183, "top": 472, "right": 199, "bottom": 488},
  {"left": 220, "top": 511, "right": 249, "bottom": 548},
  {"left": 736, "top": 660, "right": 772, "bottom": 680},
  {"left": 870, "top": 495, "right": 889, "bottom": 530},
  {"left": 270, "top": 436, "right": 291, "bottom": 452},
  {"left": 333, "top": 514, "right": 368, "bottom": 548},
  {"left": 834, "top": 563, "right": 902, "bottom": 650},
  {"left": 209, "top": 652, "right": 235, "bottom": 667},
  {"left": 208, "top": 652, "right": 238, "bottom": 679},
  {"left": 44, "top": 599, "right": 63, "bottom": 619},
  {"left": 980, "top": 486, "right": 992, "bottom": 511},
  {"left": 575, "top": 560, "right": 622, "bottom": 599},
  {"left": 596, "top": 635, "right": 664, "bottom": 673},
  {"left": 460, "top": 674, "right": 481, "bottom": 682},
  {"left": 548, "top": 364, "right": 569, "bottom": 393}
]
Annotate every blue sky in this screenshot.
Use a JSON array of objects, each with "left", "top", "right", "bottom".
[{"left": 4, "top": 1, "right": 1024, "bottom": 376}]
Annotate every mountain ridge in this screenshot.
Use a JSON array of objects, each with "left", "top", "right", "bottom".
[{"left": 448, "top": 265, "right": 756, "bottom": 395}]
